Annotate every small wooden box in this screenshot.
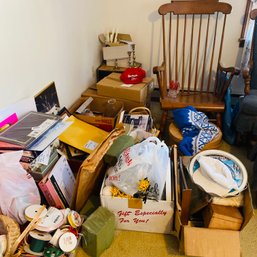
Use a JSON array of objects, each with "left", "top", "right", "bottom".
[{"left": 203, "top": 204, "right": 243, "bottom": 231}]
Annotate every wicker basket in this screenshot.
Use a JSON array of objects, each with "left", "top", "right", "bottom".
[
  {"left": 0, "top": 215, "right": 20, "bottom": 257},
  {"left": 128, "top": 107, "right": 159, "bottom": 137}
]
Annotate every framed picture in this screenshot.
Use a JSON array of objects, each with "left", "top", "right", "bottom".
[
  {"left": 57, "top": 107, "right": 71, "bottom": 119},
  {"left": 34, "top": 82, "right": 60, "bottom": 113}
]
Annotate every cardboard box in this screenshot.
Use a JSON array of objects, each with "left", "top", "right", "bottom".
[
  {"left": 103, "top": 44, "right": 132, "bottom": 60},
  {"left": 69, "top": 96, "right": 123, "bottom": 132},
  {"left": 96, "top": 72, "right": 154, "bottom": 103},
  {"left": 172, "top": 148, "right": 254, "bottom": 257},
  {"left": 203, "top": 204, "right": 244, "bottom": 231},
  {"left": 100, "top": 165, "right": 174, "bottom": 234},
  {"left": 81, "top": 86, "right": 148, "bottom": 112}
]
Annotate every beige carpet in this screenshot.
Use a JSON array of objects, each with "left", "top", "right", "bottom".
[{"left": 76, "top": 209, "right": 257, "bottom": 257}]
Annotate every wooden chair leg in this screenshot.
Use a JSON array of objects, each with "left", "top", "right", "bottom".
[
  {"left": 216, "top": 113, "right": 222, "bottom": 129},
  {"left": 160, "top": 110, "right": 168, "bottom": 136}
]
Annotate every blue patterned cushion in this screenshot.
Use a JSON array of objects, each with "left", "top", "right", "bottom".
[{"left": 173, "top": 106, "right": 219, "bottom": 156}]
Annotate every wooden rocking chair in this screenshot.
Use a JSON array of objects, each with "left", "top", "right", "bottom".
[{"left": 153, "top": 1, "right": 240, "bottom": 136}]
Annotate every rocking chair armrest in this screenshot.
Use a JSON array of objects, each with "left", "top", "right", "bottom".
[
  {"left": 242, "top": 66, "right": 251, "bottom": 95},
  {"left": 217, "top": 64, "right": 240, "bottom": 100},
  {"left": 218, "top": 64, "right": 240, "bottom": 75},
  {"left": 153, "top": 62, "right": 165, "bottom": 74}
]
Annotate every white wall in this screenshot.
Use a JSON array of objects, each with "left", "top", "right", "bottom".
[
  {"left": 0, "top": 0, "right": 106, "bottom": 110},
  {"left": 0, "top": 0, "right": 247, "bottom": 111},
  {"left": 103, "top": 0, "right": 246, "bottom": 74}
]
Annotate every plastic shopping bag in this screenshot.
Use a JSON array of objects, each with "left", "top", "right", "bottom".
[
  {"left": 106, "top": 137, "right": 170, "bottom": 200},
  {"left": 0, "top": 151, "right": 41, "bottom": 224}
]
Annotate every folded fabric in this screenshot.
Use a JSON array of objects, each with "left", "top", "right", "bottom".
[
  {"left": 173, "top": 106, "right": 219, "bottom": 155},
  {"left": 197, "top": 156, "right": 239, "bottom": 191}
]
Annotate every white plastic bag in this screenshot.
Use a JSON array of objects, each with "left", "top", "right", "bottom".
[
  {"left": 0, "top": 151, "right": 41, "bottom": 224},
  {"left": 106, "top": 137, "right": 170, "bottom": 200}
]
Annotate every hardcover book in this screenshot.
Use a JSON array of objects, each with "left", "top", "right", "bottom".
[{"left": 0, "top": 111, "right": 59, "bottom": 149}]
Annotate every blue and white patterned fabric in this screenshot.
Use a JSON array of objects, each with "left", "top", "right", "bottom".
[{"left": 173, "top": 106, "right": 219, "bottom": 156}]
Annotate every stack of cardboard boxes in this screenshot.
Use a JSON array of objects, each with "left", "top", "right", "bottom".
[{"left": 81, "top": 73, "right": 154, "bottom": 112}]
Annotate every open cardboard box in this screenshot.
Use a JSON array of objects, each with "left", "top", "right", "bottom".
[
  {"left": 81, "top": 85, "right": 151, "bottom": 111},
  {"left": 100, "top": 160, "right": 174, "bottom": 234},
  {"left": 172, "top": 145, "right": 254, "bottom": 257},
  {"left": 69, "top": 96, "right": 123, "bottom": 132}
]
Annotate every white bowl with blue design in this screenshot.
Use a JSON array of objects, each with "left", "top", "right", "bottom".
[{"left": 188, "top": 150, "right": 248, "bottom": 197}]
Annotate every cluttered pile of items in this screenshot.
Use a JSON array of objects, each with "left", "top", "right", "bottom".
[
  {"left": 0, "top": 31, "right": 254, "bottom": 257},
  {"left": 0, "top": 70, "right": 168, "bottom": 257}
]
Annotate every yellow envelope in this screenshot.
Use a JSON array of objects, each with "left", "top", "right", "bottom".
[{"left": 58, "top": 116, "right": 108, "bottom": 154}]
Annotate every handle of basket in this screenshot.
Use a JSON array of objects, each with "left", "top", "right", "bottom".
[
  {"left": 10, "top": 205, "right": 46, "bottom": 256},
  {"left": 129, "top": 107, "right": 152, "bottom": 116}
]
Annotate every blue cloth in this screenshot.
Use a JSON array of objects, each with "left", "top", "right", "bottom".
[
  {"left": 222, "top": 86, "right": 240, "bottom": 145},
  {"left": 173, "top": 106, "right": 219, "bottom": 156}
]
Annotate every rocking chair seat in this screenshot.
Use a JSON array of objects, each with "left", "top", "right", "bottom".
[
  {"left": 161, "top": 93, "right": 225, "bottom": 111},
  {"left": 169, "top": 122, "right": 222, "bottom": 150}
]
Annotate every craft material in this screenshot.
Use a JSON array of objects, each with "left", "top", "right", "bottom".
[
  {"left": 10, "top": 205, "right": 45, "bottom": 256},
  {"left": 35, "top": 207, "right": 64, "bottom": 232},
  {"left": 49, "top": 229, "right": 65, "bottom": 247},
  {"left": 68, "top": 211, "right": 82, "bottom": 228},
  {"left": 81, "top": 207, "right": 115, "bottom": 257},
  {"left": 43, "top": 246, "right": 63, "bottom": 257},
  {"left": 24, "top": 205, "right": 48, "bottom": 222},
  {"left": 58, "top": 232, "right": 78, "bottom": 253},
  {"left": 24, "top": 230, "right": 52, "bottom": 256}
]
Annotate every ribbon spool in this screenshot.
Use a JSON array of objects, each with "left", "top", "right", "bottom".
[
  {"left": 24, "top": 230, "right": 52, "bottom": 256},
  {"left": 43, "top": 246, "right": 63, "bottom": 257},
  {"left": 35, "top": 207, "right": 64, "bottom": 232},
  {"left": 25, "top": 204, "right": 48, "bottom": 222},
  {"left": 67, "top": 210, "right": 82, "bottom": 228},
  {"left": 58, "top": 232, "right": 77, "bottom": 253},
  {"left": 49, "top": 229, "right": 65, "bottom": 247}
]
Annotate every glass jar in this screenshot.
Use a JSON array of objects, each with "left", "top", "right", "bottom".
[{"left": 104, "top": 98, "right": 117, "bottom": 117}]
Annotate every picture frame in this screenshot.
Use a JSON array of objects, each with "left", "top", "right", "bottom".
[{"left": 34, "top": 82, "right": 60, "bottom": 113}]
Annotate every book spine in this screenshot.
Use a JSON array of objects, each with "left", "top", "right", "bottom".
[
  {"left": 50, "top": 176, "right": 70, "bottom": 207},
  {"left": 38, "top": 179, "right": 65, "bottom": 209},
  {"left": 38, "top": 180, "right": 56, "bottom": 207}
]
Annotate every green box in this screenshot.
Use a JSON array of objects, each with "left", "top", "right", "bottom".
[{"left": 81, "top": 207, "right": 115, "bottom": 257}]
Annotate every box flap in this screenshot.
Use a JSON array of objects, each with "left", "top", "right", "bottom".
[
  {"left": 184, "top": 226, "right": 240, "bottom": 257},
  {"left": 241, "top": 185, "right": 254, "bottom": 230},
  {"left": 208, "top": 204, "right": 243, "bottom": 223}
]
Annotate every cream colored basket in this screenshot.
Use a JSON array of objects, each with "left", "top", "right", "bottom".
[
  {"left": 0, "top": 215, "right": 20, "bottom": 257},
  {"left": 128, "top": 107, "right": 159, "bottom": 137}
]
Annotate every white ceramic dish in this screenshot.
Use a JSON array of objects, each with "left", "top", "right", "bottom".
[{"left": 188, "top": 149, "right": 248, "bottom": 197}]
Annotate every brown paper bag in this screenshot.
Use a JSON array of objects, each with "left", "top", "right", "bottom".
[{"left": 72, "top": 124, "right": 125, "bottom": 211}]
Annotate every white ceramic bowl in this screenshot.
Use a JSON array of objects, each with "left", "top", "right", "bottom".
[{"left": 188, "top": 149, "right": 248, "bottom": 197}]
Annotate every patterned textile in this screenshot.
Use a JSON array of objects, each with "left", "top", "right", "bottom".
[{"left": 173, "top": 106, "right": 219, "bottom": 156}]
